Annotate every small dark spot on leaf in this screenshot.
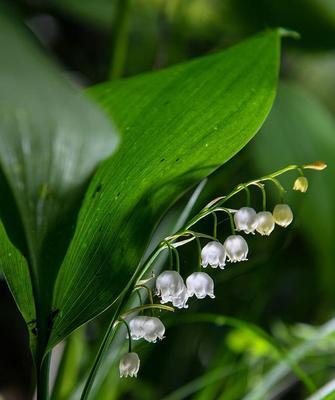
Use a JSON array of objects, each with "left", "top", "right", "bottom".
[
  {"left": 92, "top": 184, "right": 102, "bottom": 198},
  {"left": 51, "top": 309, "right": 60, "bottom": 319},
  {"left": 160, "top": 158, "right": 165, "bottom": 163},
  {"left": 176, "top": 158, "right": 180, "bottom": 162}
]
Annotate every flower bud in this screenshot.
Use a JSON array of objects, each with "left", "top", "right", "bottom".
[
  {"left": 223, "top": 235, "right": 248, "bottom": 262},
  {"left": 119, "top": 352, "right": 140, "bottom": 378},
  {"left": 186, "top": 272, "right": 215, "bottom": 299},
  {"left": 234, "top": 207, "right": 258, "bottom": 234},
  {"left": 273, "top": 204, "right": 293, "bottom": 227},
  {"left": 156, "top": 271, "right": 188, "bottom": 308},
  {"left": 293, "top": 176, "right": 308, "bottom": 193},
  {"left": 201, "top": 241, "right": 226, "bottom": 269},
  {"left": 303, "top": 161, "right": 327, "bottom": 170},
  {"left": 255, "top": 211, "right": 275, "bottom": 236}
]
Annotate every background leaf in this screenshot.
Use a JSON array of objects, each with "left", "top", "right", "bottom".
[
  {"left": 0, "top": 8, "right": 118, "bottom": 358},
  {"left": 50, "top": 30, "right": 282, "bottom": 349}
]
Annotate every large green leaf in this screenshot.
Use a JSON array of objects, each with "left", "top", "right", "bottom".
[
  {"left": 49, "top": 29, "right": 282, "bottom": 348},
  {"left": 0, "top": 9, "right": 118, "bottom": 358}
]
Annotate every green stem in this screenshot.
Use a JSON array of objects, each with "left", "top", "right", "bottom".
[
  {"left": 195, "top": 236, "right": 202, "bottom": 272},
  {"left": 81, "top": 245, "right": 166, "bottom": 400},
  {"left": 212, "top": 212, "right": 218, "bottom": 239},
  {"left": 253, "top": 182, "right": 267, "bottom": 211},
  {"left": 109, "top": 0, "right": 131, "bottom": 80},
  {"left": 80, "top": 300, "right": 125, "bottom": 400},
  {"left": 135, "top": 285, "right": 154, "bottom": 307},
  {"left": 118, "top": 319, "right": 132, "bottom": 353},
  {"left": 243, "top": 184, "right": 251, "bottom": 205},
  {"left": 172, "top": 247, "right": 180, "bottom": 273},
  {"left": 121, "top": 304, "right": 174, "bottom": 317},
  {"left": 37, "top": 352, "right": 51, "bottom": 400}
]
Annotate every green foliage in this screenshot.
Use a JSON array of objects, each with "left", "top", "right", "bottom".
[
  {"left": 0, "top": 9, "right": 118, "bottom": 363},
  {"left": 49, "top": 30, "right": 282, "bottom": 350}
]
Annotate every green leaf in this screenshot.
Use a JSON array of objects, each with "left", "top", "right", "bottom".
[
  {"left": 50, "top": 29, "right": 282, "bottom": 349},
  {"left": 243, "top": 317, "right": 335, "bottom": 400},
  {"left": 0, "top": 9, "right": 118, "bottom": 358}
]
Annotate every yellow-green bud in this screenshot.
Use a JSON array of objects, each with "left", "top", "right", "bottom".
[
  {"left": 303, "top": 161, "right": 327, "bottom": 171},
  {"left": 293, "top": 176, "right": 308, "bottom": 193}
]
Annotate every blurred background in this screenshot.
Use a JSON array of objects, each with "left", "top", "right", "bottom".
[{"left": 0, "top": 0, "right": 334, "bottom": 399}]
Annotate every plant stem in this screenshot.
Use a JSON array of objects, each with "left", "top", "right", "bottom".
[
  {"left": 212, "top": 212, "right": 218, "bottom": 238},
  {"left": 37, "top": 352, "right": 51, "bottom": 400},
  {"left": 109, "top": 0, "right": 131, "bottom": 80},
  {"left": 80, "top": 301, "right": 125, "bottom": 400},
  {"left": 121, "top": 304, "right": 174, "bottom": 317}
]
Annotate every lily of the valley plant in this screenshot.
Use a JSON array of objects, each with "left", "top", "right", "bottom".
[{"left": 80, "top": 161, "right": 326, "bottom": 397}]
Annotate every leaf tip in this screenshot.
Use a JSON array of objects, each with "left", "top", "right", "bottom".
[{"left": 277, "top": 28, "right": 301, "bottom": 40}]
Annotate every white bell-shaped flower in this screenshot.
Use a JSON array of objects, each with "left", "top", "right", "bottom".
[
  {"left": 156, "top": 270, "right": 188, "bottom": 308},
  {"left": 255, "top": 211, "right": 275, "bottom": 236},
  {"left": 234, "top": 207, "right": 258, "bottom": 234},
  {"left": 119, "top": 352, "right": 140, "bottom": 378},
  {"left": 201, "top": 241, "right": 226, "bottom": 269},
  {"left": 128, "top": 316, "right": 147, "bottom": 340},
  {"left": 273, "top": 204, "right": 293, "bottom": 227},
  {"left": 171, "top": 286, "right": 189, "bottom": 309},
  {"left": 128, "top": 316, "right": 165, "bottom": 342},
  {"left": 224, "top": 235, "right": 248, "bottom": 262},
  {"left": 186, "top": 272, "right": 215, "bottom": 299},
  {"left": 142, "top": 317, "right": 165, "bottom": 342}
]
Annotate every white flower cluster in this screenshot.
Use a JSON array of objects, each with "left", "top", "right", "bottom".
[
  {"left": 234, "top": 204, "right": 293, "bottom": 235},
  {"left": 128, "top": 316, "right": 165, "bottom": 342},
  {"left": 156, "top": 270, "right": 215, "bottom": 309},
  {"left": 120, "top": 204, "right": 294, "bottom": 378}
]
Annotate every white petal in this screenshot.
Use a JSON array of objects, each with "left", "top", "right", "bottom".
[
  {"left": 186, "top": 272, "right": 215, "bottom": 299},
  {"left": 201, "top": 241, "right": 226, "bottom": 268},
  {"left": 143, "top": 317, "right": 165, "bottom": 342},
  {"left": 119, "top": 352, "right": 140, "bottom": 378},
  {"left": 234, "top": 207, "right": 257, "bottom": 234},
  {"left": 128, "top": 316, "right": 148, "bottom": 340},
  {"left": 156, "top": 271, "right": 185, "bottom": 303},
  {"left": 172, "top": 286, "right": 189, "bottom": 308},
  {"left": 273, "top": 204, "right": 293, "bottom": 227},
  {"left": 255, "top": 211, "right": 275, "bottom": 236},
  {"left": 224, "top": 235, "right": 248, "bottom": 262}
]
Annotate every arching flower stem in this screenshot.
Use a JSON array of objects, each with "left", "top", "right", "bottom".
[
  {"left": 195, "top": 236, "right": 202, "bottom": 272},
  {"left": 172, "top": 247, "right": 180, "bottom": 273},
  {"left": 116, "top": 318, "right": 132, "bottom": 353},
  {"left": 134, "top": 284, "right": 154, "bottom": 306},
  {"left": 121, "top": 304, "right": 174, "bottom": 317},
  {"left": 212, "top": 212, "right": 218, "bottom": 239},
  {"left": 252, "top": 182, "right": 267, "bottom": 211},
  {"left": 135, "top": 290, "right": 143, "bottom": 308},
  {"left": 243, "top": 184, "right": 251, "bottom": 206}
]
